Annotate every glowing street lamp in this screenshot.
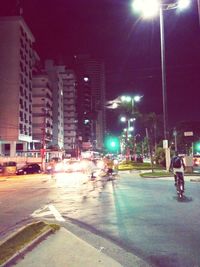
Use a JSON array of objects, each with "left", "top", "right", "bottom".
[
  {"left": 178, "top": 0, "right": 191, "bottom": 9},
  {"left": 106, "top": 95, "right": 142, "bottom": 111},
  {"left": 132, "top": 0, "right": 159, "bottom": 18},
  {"left": 120, "top": 116, "right": 127, "bottom": 122},
  {"left": 121, "top": 95, "right": 142, "bottom": 115},
  {"left": 132, "top": 0, "right": 190, "bottom": 19}
]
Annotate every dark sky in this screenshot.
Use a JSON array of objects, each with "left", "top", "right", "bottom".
[{"left": 1, "top": 0, "right": 200, "bottom": 131}]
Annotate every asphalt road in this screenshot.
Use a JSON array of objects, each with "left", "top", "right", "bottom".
[{"left": 0, "top": 172, "right": 200, "bottom": 267}]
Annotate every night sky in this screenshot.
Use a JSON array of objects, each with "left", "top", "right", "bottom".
[{"left": 1, "top": 0, "right": 200, "bottom": 132}]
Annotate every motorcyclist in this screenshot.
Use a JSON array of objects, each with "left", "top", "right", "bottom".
[
  {"left": 104, "top": 156, "right": 114, "bottom": 175},
  {"left": 169, "top": 151, "right": 185, "bottom": 191}
]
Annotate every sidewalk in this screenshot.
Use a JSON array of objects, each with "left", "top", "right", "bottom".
[
  {"left": 5, "top": 227, "right": 120, "bottom": 267},
  {"left": 7, "top": 227, "right": 150, "bottom": 267}
]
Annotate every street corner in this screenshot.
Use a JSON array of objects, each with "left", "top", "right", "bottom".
[{"left": 0, "top": 221, "right": 60, "bottom": 267}]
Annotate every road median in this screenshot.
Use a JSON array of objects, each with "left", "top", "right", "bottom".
[
  {"left": 140, "top": 171, "right": 200, "bottom": 179},
  {"left": 0, "top": 221, "right": 60, "bottom": 266}
]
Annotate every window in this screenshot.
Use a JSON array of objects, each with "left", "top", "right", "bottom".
[
  {"left": 19, "top": 111, "right": 23, "bottom": 121},
  {"left": 20, "top": 38, "right": 24, "bottom": 48},
  {"left": 20, "top": 98, "right": 23, "bottom": 109},
  {"left": 20, "top": 86, "right": 24, "bottom": 96},
  {"left": 16, "top": 143, "right": 23, "bottom": 151},
  {"left": 20, "top": 73, "right": 24, "bottom": 84},
  {"left": 20, "top": 61, "right": 24, "bottom": 72},
  {"left": 19, "top": 123, "right": 23, "bottom": 134}
]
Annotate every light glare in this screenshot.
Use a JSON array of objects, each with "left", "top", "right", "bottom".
[
  {"left": 111, "top": 141, "right": 116, "bottom": 147},
  {"left": 121, "top": 96, "right": 126, "bottom": 102},
  {"left": 132, "top": 0, "right": 160, "bottom": 19},
  {"left": 132, "top": 0, "right": 144, "bottom": 12},
  {"left": 120, "top": 117, "right": 127, "bottom": 122},
  {"left": 112, "top": 103, "right": 118, "bottom": 109},
  {"left": 178, "top": 0, "right": 190, "bottom": 9},
  {"left": 134, "top": 95, "right": 141, "bottom": 102},
  {"left": 125, "top": 96, "right": 132, "bottom": 102},
  {"left": 142, "top": 0, "right": 159, "bottom": 18}
]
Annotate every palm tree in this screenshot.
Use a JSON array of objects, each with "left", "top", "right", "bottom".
[{"left": 140, "top": 112, "right": 163, "bottom": 152}]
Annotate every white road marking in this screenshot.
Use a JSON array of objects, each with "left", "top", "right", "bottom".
[
  {"left": 31, "top": 204, "right": 65, "bottom": 222},
  {"left": 48, "top": 204, "right": 65, "bottom": 222}
]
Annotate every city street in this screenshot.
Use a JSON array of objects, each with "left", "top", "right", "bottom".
[{"left": 0, "top": 172, "right": 200, "bottom": 267}]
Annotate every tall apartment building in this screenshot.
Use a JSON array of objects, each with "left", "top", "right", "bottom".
[
  {"left": 77, "top": 76, "right": 94, "bottom": 149},
  {"left": 44, "top": 60, "right": 64, "bottom": 150},
  {"left": 32, "top": 74, "right": 53, "bottom": 149},
  {"left": 60, "top": 69, "right": 77, "bottom": 155},
  {"left": 0, "top": 16, "right": 35, "bottom": 156},
  {"left": 73, "top": 55, "right": 106, "bottom": 151}
]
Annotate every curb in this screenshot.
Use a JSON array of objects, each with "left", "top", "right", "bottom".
[
  {"left": 190, "top": 178, "right": 200, "bottom": 182},
  {"left": 0, "top": 226, "right": 53, "bottom": 267},
  {"left": 140, "top": 175, "right": 200, "bottom": 181}
]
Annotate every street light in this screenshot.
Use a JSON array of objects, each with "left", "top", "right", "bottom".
[
  {"left": 120, "top": 115, "right": 135, "bottom": 159},
  {"left": 106, "top": 94, "right": 142, "bottom": 110},
  {"left": 132, "top": 0, "right": 190, "bottom": 140},
  {"left": 106, "top": 94, "right": 142, "bottom": 158},
  {"left": 121, "top": 94, "right": 142, "bottom": 115}
]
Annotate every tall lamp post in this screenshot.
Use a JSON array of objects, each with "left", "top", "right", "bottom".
[
  {"left": 132, "top": 0, "right": 191, "bottom": 169},
  {"left": 132, "top": 0, "right": 190, "bottom": 140}
]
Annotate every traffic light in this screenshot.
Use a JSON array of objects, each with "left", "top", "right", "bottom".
[
  {"left": 194, "top": 141, "right": 200, "bottom": 154},
  {"left": 104, "top": 136, "right": 120, "bottom": 153}
]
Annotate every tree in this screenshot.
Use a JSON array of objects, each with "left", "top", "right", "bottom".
[
  {"left": 154, "top": 147, "right": 166, "bottom": 167},
  {"left": 139, "top": 112, "right": 163, "bottom": 152}
]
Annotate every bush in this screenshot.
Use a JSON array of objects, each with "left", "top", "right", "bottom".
[{"left": 154, "top": 147, "right": 166, "bottom": 167}]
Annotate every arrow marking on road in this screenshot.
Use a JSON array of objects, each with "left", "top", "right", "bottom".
[
  {"left": 31, "top": 205, "right": 65, "bottom": 222},
  {"left": 48, "top": 204, "right": 65, "bottom": 222}
]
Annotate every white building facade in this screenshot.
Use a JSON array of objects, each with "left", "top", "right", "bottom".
[
  {"left": 45, "top": 60, "right": 64, "bottom": 150},
  {"left": 61, "top": 69, "right": 77, "bottom": 155},
  {"left": 32, "top": 74, "right": 53, "bottom": 149},
  {"left": 0, "top": 16, "right": 35, "bottom": 156}
]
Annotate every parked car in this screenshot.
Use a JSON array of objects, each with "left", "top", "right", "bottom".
[
  {"left": 3, "top": 161, "right": 17, "bottom": 175},
  {"left": 16, "top": 163, "right": 41, "bottom": 175}
]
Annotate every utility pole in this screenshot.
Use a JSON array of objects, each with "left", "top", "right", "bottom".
[
  {"left": 41, "top": 107, "right": 47, "bottom": 172},
  {"left": 198, "top": 0, "right": 200, "bottom": 28},
  {"left": 173, "top": 128, "right": 178, "bottom": 151},
  {"left": 126, "top": 119, "right": 131, "bottom": 161}
]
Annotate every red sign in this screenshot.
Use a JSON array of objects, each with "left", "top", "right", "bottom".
[
  {"left": 40, "top": 148, "right": 46, "bottom": 157},
  {"left": 82, "top": 142, "right": 92, "bottom": 149}
]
